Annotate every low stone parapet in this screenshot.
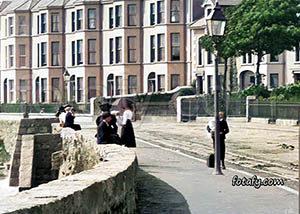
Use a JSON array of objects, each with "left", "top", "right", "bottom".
[
  {"left": 226, "top": 117, "right": 247, "bottom": 123},
  {"left": 0, "top": 144, "right": 137, "bottom": 214},
  {"left": 196, "top": 117, "right": 214, "bottom": 123},
  {"left": 249, "top": 117, "right": 270, "bottom": 124},
  {"left": 141, "top": 115, "right": 177, "bottom": 122},
  {"left": 276, "top": 119, "right": 298, "bottom": 126}
]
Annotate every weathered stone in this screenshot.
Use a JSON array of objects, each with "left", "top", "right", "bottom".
[
  {"left": 17, "top": 134, "right": 62, "bottom": 189},
  {"left": 57, "top": 133, "right": 102, "bottom": 179},
  {"left": 0, "top": 120, "right": 19, "bottom": 158},
  {"left": 19, "top": 135, "right": 34, "bottom": 189},
  {"left": 0, "top": 144, "right": 137, "bottom": 214},
  {"left": 39, "top": 127, "right": 49, "bottom": 133},
  {"left": 51, "top": 151, "right": 64, "bottom": 170},
  {"left": 9, "top": 118, "right": 60, "bottom": 187}
]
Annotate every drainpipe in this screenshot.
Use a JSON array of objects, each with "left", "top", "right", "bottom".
[{"left": 282, "top": 51, "right": 286, "bottom": 86}]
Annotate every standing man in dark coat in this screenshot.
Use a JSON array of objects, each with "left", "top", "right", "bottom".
[{"left": 207, "top": 112, "right": 229, "bottom": 169}]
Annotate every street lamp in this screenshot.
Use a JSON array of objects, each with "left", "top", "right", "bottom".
[
  {"left": 63, "top": 69, "right": 70, "bottom": 103},
  {"left": 206, "top": 2, "right": 227, "bottom": 175}
]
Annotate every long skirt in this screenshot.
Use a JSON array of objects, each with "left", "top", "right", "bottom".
[
  {"left": 121, "top": 120, "right": 136, "bottom": 147},
  {"left": 212, "top": 137, "right": 226, "bottom": 161}
]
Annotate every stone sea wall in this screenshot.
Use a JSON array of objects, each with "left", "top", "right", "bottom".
[{"left": 0, "top": 137, "right": 137, "bottom": 214}]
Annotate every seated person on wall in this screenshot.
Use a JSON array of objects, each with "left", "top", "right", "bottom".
[
  {"left": 97, "top": 112, "right": 121, "bottom": 145},
  {"left": 96, "top": 103, "right": 118, "bottom": 134},
  {"left": 64, "top": 107, "right": 81, "bottom": 131},
  {"left": 56, "top": 104, "right": 72, "bottom": 127}
]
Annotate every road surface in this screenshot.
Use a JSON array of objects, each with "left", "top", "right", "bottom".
[{"left": 135, "top": 139, "right": 298, "bottom": 214}]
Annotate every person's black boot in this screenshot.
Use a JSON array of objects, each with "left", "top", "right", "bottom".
[{"left": 221, "top": 160, "right": 226, "bottom": 169}]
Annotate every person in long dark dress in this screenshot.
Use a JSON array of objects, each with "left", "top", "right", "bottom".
[
  {"left": 121, "top": 105, "right": 136, "bottom": 147},
  {"left": 207, "top": 112, "right": 229, "bottom": 169},
  {"left": 64, "top": 107, "right": 81, "bottom": 131}
]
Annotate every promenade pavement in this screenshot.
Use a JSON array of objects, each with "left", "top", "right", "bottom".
[
  {"left": 80, "top": 117, "right": 298, "bottom": 190},
  {"left": 132, "top": 118, "right": 299, "bottom": 190},
  {"left": 73, "top": 117, "right": 300, "bottom": 213},
  {"left": 135, "top": 141, "right": 298, "bottom": 214}
]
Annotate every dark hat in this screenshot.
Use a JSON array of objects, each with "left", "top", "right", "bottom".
[
  {"left": 102, "top": 112, "right": 112, "bottom": 119},
  {"left": 58, "top": 106, "right": 65, "bottom": 112},
  {"left": 100, "top": 103, "right": 112, "bottom": 112}
]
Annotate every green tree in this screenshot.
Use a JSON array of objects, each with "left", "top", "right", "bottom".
[{"left": 227, "top": 0, "right": 300, "bottom": 85}]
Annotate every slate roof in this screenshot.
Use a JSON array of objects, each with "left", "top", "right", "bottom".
[
  {"left": 65, "top": 0, "right": 100, "bottom": 7},
  {"left": 0, "top": 1, "right": 11, "bottom": 12},
  {"left": 0, "top": 0, "right": 30, "bottom": 14},
  {"left": 193, "top": 0, "right": 205, "bottom": 21}
]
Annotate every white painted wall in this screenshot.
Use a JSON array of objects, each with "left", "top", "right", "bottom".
[
  {"left": 103, "top": 66, "right": 125, "bottom": 97},
  {"left": 102, "top": 2, "right": 125, "bottom": 30},
  {"left": 102, "top": 29, "right": 125, "bottom": 66},
  {"left": 143, "top": 64, "right": 168, "bottom": 92},
  {"left": 143, "top": 26, "right": 167, "bottom": 63}
]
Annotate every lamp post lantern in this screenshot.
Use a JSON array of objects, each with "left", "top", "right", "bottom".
[
  {"left": 206, "top": 2, "right": 227, "bottom": 175},
  {"left": 63, "top": 69, "right": 70, "bottom": 104}
]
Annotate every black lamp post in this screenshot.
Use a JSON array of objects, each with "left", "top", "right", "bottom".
[
  {"left": 63, "top": 69, "right": 70, "bottom": 104},
  {"left": 206, "top": 2, "right": 227, "bottom": 175}
]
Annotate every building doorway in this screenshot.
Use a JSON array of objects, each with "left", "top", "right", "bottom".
[{"left": 196, "top": 75, "right": 203, "bottom": 94}]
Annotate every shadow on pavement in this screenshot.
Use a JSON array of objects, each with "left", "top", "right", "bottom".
[{"left": 136, "top": 168, "right": 191, "bottom": 214}]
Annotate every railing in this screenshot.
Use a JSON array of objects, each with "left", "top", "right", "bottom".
[
  {"left": 180, "top": 96, "right": 300, "bottom": 122},
  {"left": 248, "top": 101, "right": 300, "bottom": 121},
  {"left": 180, "top": 97, "right": 246, "bottom": 121}
]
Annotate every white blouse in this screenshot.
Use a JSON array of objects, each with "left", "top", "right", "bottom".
[
  {"left": 59, "top": 112, "right": 66, "bottom": 123},
  {"left": 122, "top": 110, "right": 133, "bottom": 125}
]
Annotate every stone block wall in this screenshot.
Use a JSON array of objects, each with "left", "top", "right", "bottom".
[
  {"left": 18, "top": 135, "right": 34, "bottom": 189},
  {"left": 18, "top": 134, "right": 62, "bottom": 190},
  {"left": 9, "top": 118, "right": 59, "bottom": 187},
  {"left": 18, "top": 118, "right": 59, "bottom": 135},
  {"left": 33, "top": 134, "right": 62, "bottom": 187},
  {"left": 0, "top": 144, "right": 137, "bottom": 214}
]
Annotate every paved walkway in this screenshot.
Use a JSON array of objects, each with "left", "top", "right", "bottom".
[
  {"left": 133, "top": 119, "right": 299, "bottom": 190},
  {"left": 136, "top": 141, "right": 298, "bottom": 214},
  {"left": 81, "top": 119, "right": 299, "bottom": 213}
]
